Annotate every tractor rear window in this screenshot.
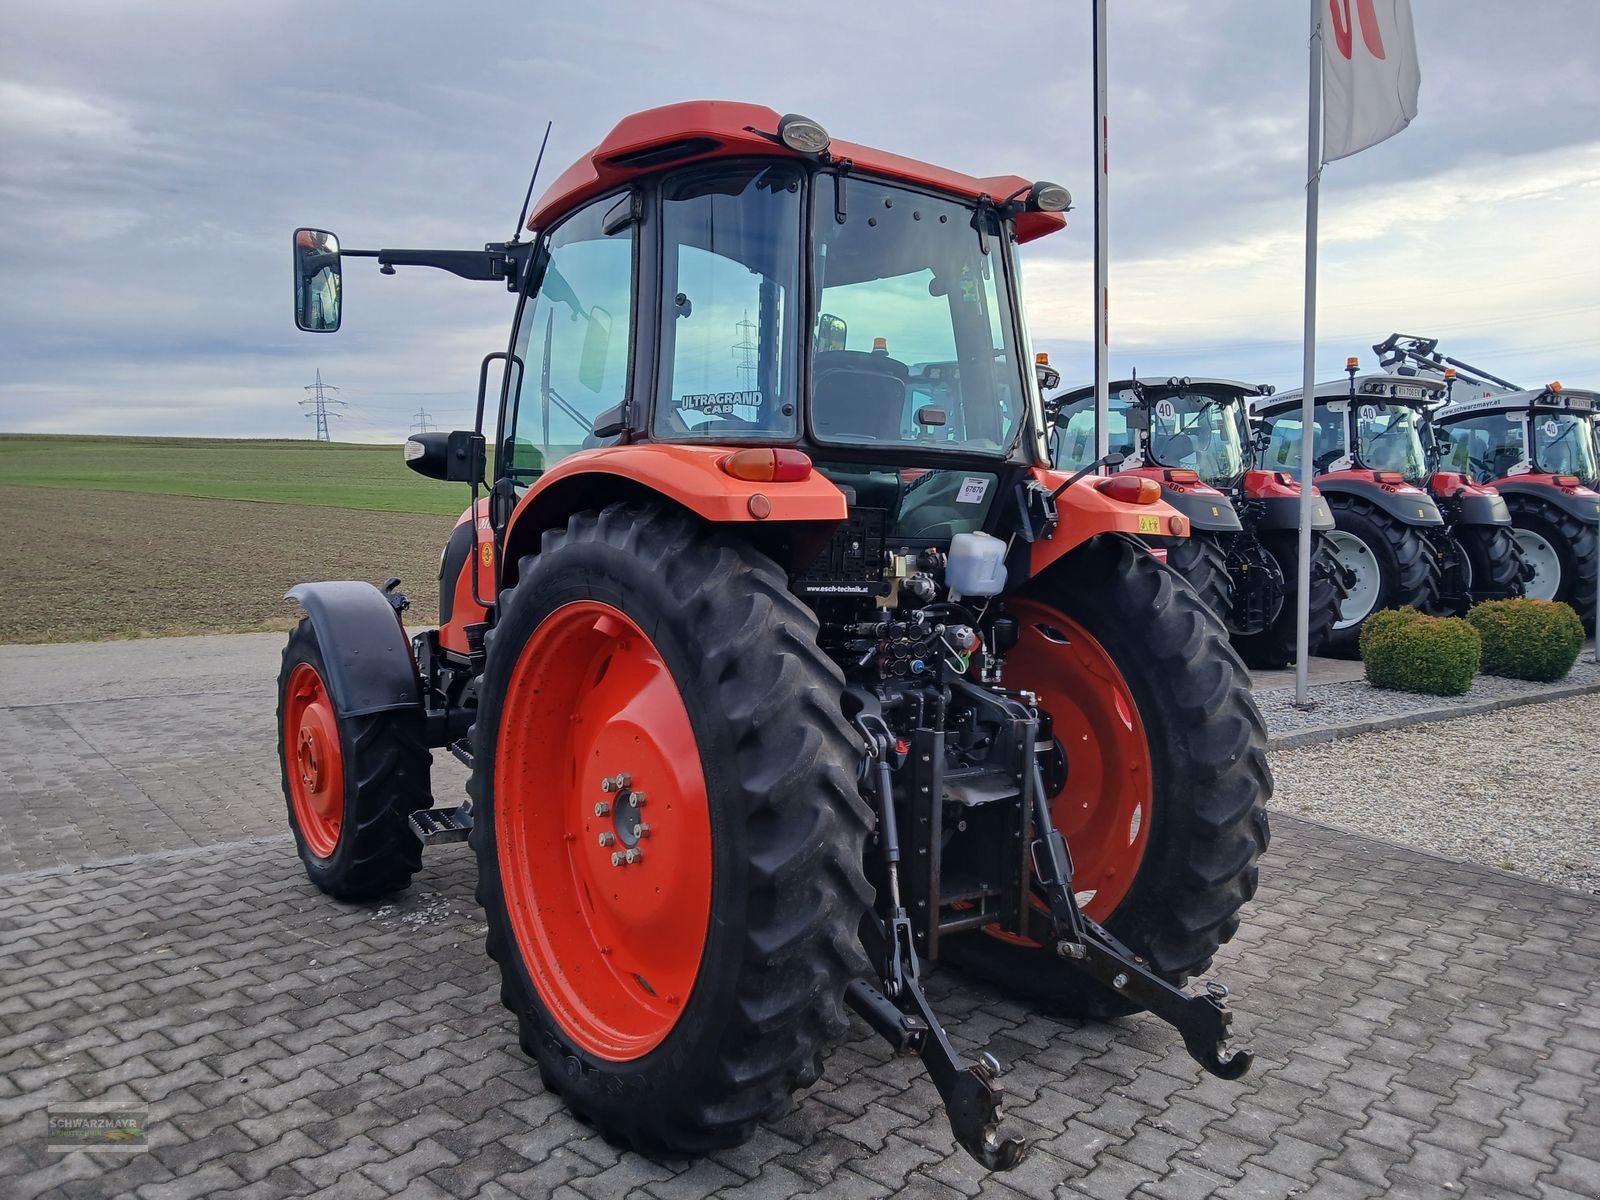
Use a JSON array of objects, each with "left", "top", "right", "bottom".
[
  {"left": 1534, "top": 411, "right": 1598, "bottom": 484},
  {"left": 810, "top": 177, "right": 1026, "bottom": 454}
]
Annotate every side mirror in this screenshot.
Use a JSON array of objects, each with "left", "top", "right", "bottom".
[
  {"left": 404, "top": 430, "right": 485, "bottom": 484},
  {"left": 817, "top": 312, "right": 848, "bottom": 353},
  {"left": 293, "top": 228, "right": 342, "bottom": 332}
]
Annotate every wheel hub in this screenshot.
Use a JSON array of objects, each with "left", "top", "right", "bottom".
[
  {"left": 1327, "top": 529, "right": 1380, "bottom": 629},
  {"left": 282, "top": 662, "right": 344, "bottom": 858}
]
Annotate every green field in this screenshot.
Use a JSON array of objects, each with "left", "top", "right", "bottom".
[
  {"left": 0, "top": 434, "right": 466, "bottom": 516},
  {"left": 0, "top": 435, "right": 465, "bottom": 643}
]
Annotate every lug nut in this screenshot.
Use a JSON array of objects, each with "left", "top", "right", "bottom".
[
  {"left": 598, "top": 832, "right": 616, "bottom": 847},
  {"left": 601, "top": 775, "right": 616, "bottom": 792},
  {"left": 635, "top": 824, "right": 649, "bottom": 839},
  {"left": 624, "top": 848, "right": 642, "bottom": 865},
  {"left": 615, "top": 772, "right": 632, "bottom": 789},
  {"left": 611, "top": 851, "right": 625, "bottom": 867},
  {"left": 595, "top": 801, "right": 611, "bottom": 816},
  {"left": 631, "top": 791, "right": 646, "bottom": 807}
]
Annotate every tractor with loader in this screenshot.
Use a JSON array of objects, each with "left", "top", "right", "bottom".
[
  {"left": 1049, "top": 376, "right": 1348, "bottom": 668},
  {"left": 1375, "top": 334, "right": 1597, "bottom": 628},
  {"left": 278, "top": 102, "right": 1270, "bottom": 1170},
  {"left": 1254, "top": 358, "right": 1526, "bottom": 655}
]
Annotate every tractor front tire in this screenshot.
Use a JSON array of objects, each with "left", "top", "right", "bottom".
[
  {"left": 1458, "top": 524, "right": 1529, "bottom": 607},
  {"left": 468, "top": 503, "right": 872, "bottom": 1158},
  {"left": 1321, "top": 498, "right": 1442, "bottom": 659},
  {"left": 277, "top": 620, "right": 433, "bottom": 900},
  {"left": 1505, "top": 497, "right": 1597, "bottom": 632},
  {"left": 1233, "top": 529, "right": 1346, "bottom": 669},
  {"left": 946, "top": 535, "right": 1271, "bottom": 1019}
]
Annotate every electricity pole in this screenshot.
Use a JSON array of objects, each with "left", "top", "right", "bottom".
[
  {"left": 410, "top": 408, "right": 435, "bottom": 434},
  {"left": 299, "top": 369, "right": 345, "bottom": 442}
]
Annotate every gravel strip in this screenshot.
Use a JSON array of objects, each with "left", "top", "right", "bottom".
[
  {"left": 1256, "top": 657, "right": 1600, "bottom": 736},
  {"left": 1269, "top": 693, "right": 1600, "bottom": 896}
]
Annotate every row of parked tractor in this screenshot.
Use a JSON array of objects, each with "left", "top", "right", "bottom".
[{"left": 1044, "top": 333, "right": 1599, "bottom": 667}]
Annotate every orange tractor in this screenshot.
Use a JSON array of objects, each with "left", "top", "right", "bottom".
[{"left": 280, "top": 102, "right": 1270, "bottom": 1169}]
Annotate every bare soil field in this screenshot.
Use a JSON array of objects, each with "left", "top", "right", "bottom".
[{"left": 0, "top": 485, "right": 454, "bottom": 643}]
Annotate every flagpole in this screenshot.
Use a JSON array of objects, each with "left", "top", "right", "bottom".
[
  {"left": 1092, "top": 0, "right": 1110, "bottom": 463},
  {"left": 1295, "top": 0, "right": 1322, "bottom": 709}
]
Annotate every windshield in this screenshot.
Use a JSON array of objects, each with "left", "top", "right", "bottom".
[
  {"left": 810, "top": 176, "right": 1025, "bottom": 453},
  {"left": 1147, "top": 391, "right": 1246, "bottom": 485},
  {"left": 1533, "top": 411, "right": 1599, "bottom": 483},
  {"left": 1355, "top": 402, "right": 1429, "bottom": 483},
  {"left": 1050, "top": 392, "right": 1137, "bottom": 472}
]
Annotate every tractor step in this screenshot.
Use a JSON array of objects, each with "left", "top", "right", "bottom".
[
  {"left": 409, "top": 804, "right": 473, "bottom": 844},
  {"left": 448, "top": 738, "right": 474, "bottom": 768}
]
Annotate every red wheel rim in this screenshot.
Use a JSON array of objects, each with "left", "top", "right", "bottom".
[
  {"left": 284, "top": 662, "right": 344, "bottom": 858},
  {"left": 999, "top": 599, "right": 1152, "bottom": 926},
  {"left": 495, "top": 600, "right": 711, "bottom": 1061}
]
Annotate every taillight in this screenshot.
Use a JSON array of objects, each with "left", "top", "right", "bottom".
[
  {"left": 719, "top": 448, "right": 813, "bottom": 482},
  {"left": 1097, "top": 475, "right": 1162, "bottom": 505}
]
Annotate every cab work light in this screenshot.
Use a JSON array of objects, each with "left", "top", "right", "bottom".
[
  {"left": 1096, "top": 475, "right": 1162, "bottom": 505},
  {"left": 719, "top": 447, "right": 813, "bottom": 483}
]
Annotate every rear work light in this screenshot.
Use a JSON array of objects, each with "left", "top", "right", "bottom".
[
  {"left": 1096, "top": 475, "right": 1162, "bottom": 505},
  {"left": 719, "top": 447, "right": 813, "bottom": 483}
]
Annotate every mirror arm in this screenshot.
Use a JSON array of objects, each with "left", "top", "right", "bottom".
[{"left": 345, "top": 243, "right": 534, "bottom": 284}]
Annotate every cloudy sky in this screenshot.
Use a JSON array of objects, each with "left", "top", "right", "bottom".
[{"left": 2, "top": 0, "right": 1595, "bottom": 442}]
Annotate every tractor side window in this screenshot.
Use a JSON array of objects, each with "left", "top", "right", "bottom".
[
  {"left": 1049, "top": 394, "right": 1135, "bottom": 473},
  {"left": 654, "top": 164, "right": 803, "bottom": 440},
  {"left": 505, "top": 198, "right": 635, "bottom": 478},
  {"left": 1440, "top": 415, "right": 1521, "bottom": 484},
  {"left": 1263, "top": 409, "right": 1346, "bottom": 481}
]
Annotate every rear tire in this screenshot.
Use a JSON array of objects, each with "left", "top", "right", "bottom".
[
  {"left": 277, "top": 620, "right": 433, "bottom": 900},
  {"left": 1322, "top": 498, "right": 1442, "bottom": 659},
  {"left": 467, "top": 503, "right": 872, "bottom": 1158},
  {"left": 1505, "top": 497, "right": 1597, "bottom": 632},
  {"left": 1163, "top": 535, "right": 1231, "bottom": 626},
  {"left": 1233, "top": 530, "right": 1346, "bottom": 669},
  {"left": 945, "top": 536, "right": 1271, "bottom": 1019}
]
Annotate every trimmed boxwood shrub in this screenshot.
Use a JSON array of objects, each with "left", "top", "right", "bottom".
[
  {"left": 1467, "top": 598, "right": 1584, "bottom": 682},
  {"left": 1359, "top": 607, "right": 1481, "bottom": 696}
]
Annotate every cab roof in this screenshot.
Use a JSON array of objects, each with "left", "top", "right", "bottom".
[
  {"left": 528, "top": 100, "right": 1068, "bottom": 244},
  {"left": 1055, "top": 377, "right": 1263, "bottom": 403}
]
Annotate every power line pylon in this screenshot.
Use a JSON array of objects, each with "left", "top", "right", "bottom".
[
  {"left": 410, "top": 408, "right": 435, "bottom": 434},
  {"left": 731, "top": 310, "right": 758, "bottom": 392},
  {"left": 299, "top": 369, "right": 345, "bottom": 442}
]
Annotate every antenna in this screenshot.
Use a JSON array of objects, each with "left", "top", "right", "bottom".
[{"left": 510, "top": 122, "right": 554, "bottom": 243}]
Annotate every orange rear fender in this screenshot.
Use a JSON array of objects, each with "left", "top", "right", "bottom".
[
  {"left": 1027, "top": 467, "right": 1188, "bottom": 578},
  {"left": 501, "top": 444, "right": 847, "bottom": 580}
]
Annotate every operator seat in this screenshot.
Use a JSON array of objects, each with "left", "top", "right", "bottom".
[{"left": 813, "top": 350, "right": 909, "bottom": 443}]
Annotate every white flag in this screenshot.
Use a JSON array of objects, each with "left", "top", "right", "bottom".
[{"left": 1321, "top": 0, "right": 1420, "bottom": 162}]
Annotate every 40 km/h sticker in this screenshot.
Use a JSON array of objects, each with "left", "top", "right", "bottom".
[{"left": 1138, "top": 515, "right": 1162, "bottom": 534}]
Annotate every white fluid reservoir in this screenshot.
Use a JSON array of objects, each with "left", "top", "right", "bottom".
[{"left": 945, "top": 531, "right": 1008, "bottom": 597}]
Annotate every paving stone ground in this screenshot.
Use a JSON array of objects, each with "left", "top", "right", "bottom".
[{"left": 2, "top": 635, "right": 1598, "bottom": 1199}]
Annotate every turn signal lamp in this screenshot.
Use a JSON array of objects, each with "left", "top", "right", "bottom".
[
  {"left": 720, "top": 447, "right": 813, "bottom": 483},
  {"left": 1165, "top": 468, "right": 1200, "bottom": 483},
  {"left": 1096, "top": 475, "right": 1162, "bottom": 505},
  {"left": 1274, "top": 471, "right": 1299, "bottom": 488},
  {"left": 1374, "top": 470, "right": 1405, "bottom": 484},
  {"left": 1556, "top": 474, "right": 1581, "bottom": 488}
]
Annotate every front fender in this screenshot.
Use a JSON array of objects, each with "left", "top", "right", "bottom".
[
  {"left": 1160, "top": 485, "right": 1244, "bottom": 532},
  {"left": 285, "top": 581, "right": 421, "bottom": 717},
  {"left": 1027, "top": 468, "right": 1188, "bottom": 577},
  {"left": 1316, "top": 476, "right": 1443, "bottom": 526},
  {"left": 1251, "top": 493, "right": 1335, "bottom": 532},
  {"left": 1497, "top": 479, "right": 1600, "bottom": 525}
]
